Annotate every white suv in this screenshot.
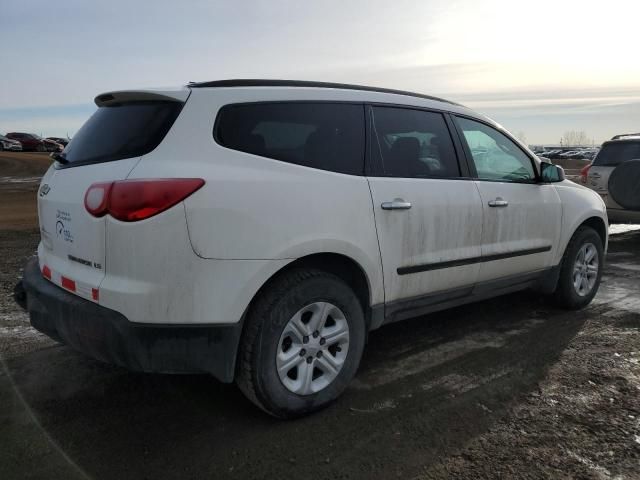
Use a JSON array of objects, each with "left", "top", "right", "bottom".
[{"left": 19, "top": 80, "right": 608, "bottom": 418}]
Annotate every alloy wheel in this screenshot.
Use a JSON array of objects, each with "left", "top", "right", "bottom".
[
  {"left": 572, "top": 242, "right": 599, "bottom": 297},
  {"left": 276, "top": 302, "right": 350, "bottom": 395}
]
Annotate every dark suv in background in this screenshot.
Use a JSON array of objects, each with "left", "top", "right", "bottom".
[{"left": 582, "top": 134, "right": 640, "bottom": 223}]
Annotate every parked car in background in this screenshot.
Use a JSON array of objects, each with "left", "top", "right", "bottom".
[
  {"left": 42, "top": 138, "right": 64, "bottom": 152},
  {"left": 0, "top": 134, "right": 23, "bottom": 151},
  {"left": 582, "top": 135, "right": 640, "bottom": 223},
  {"left": 46, "top": 137, "right": 70, "bottom": 147},
  {"left": 17, "top": 80, "right": 608, "bottom": 418},
  {"left": 5, "top": 132, "right": 46, "bottom": 152},
  {"left": 541, "top": 149, "right": 564, "bottom": 159},
  {"left": 559, "top": 150, "right": 581, "bottom": 159},
  {"left": 580, "top": 150, "right": 599, "bottom": 161}
]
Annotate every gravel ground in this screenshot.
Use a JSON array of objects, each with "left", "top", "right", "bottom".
[
  {"left": 425, "top": 232, "right": 640, "bottom": 479},
  {"left": 1, "top": 229, "right": 638, "bottom": 479}
]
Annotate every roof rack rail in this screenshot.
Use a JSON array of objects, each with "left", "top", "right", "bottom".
[
  {"left": 186, "top": 79, "right": 459, "bottom": 106},
  {"left": 611, "top": 133, "right": 640, "bottom": 140}
]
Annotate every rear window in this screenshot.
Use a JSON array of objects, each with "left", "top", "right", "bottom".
[
  {"left": 214, "top": 103, "right": 365, "bottom": 175},
  {"left": 593, "top": 142, "right": 640, "bottom": 167},
  {"left": 60, "top": 101, "right": 182, "bottom": 166}
]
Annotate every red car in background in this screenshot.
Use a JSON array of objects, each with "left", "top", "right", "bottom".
[{"left": 5, "top": 132, "right": 47, "bottom": 152}]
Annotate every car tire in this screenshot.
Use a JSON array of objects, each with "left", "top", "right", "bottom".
[
  {"left": 36, "top": 144, "right": 45, "bottom": 152},
  {"left": 236, "top": 268, "right": 366, "bottom": 418},
  {"left": 553, "top": 226, "right": 603, "bottom": 310}
]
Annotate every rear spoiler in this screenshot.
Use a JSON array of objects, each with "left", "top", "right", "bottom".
[{"left": 94, "top": 89, "right": 190, "bottom": 107}]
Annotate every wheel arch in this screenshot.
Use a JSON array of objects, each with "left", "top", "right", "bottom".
[
  {"left": 580, "top": 216, "right": 607, "bottom": 250},
  {"left": 539, "top": 215, "right": 607, "bottom": 295},
  {"left": 233, "top": 251, "right": 380, "bottom": 382},
  {"left": 554, "top": 208, "right": 608, "bottom": 265},
  {"left": 245, "top": 252, "right": 378, "bottom": 333}
]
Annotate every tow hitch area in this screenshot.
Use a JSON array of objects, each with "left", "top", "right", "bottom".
[{"left": 14, "top": 279, "right": 27, "bottom": 310}]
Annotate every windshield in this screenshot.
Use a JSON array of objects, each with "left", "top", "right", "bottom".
[
  {"left": 593, "top": 142, "right": 640, "bottom": 167},
  {"left": 61, "top": 101, "right": 183, "bottom": 166}
]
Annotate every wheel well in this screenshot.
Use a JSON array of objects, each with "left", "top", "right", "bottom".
[
  {"left": 249, "top": 253, "right": 372, "bottom": 323},
  {"left": 234, "top": 253, "right": 373, "bottom": 381},
  {"left": 580, "top": 216, "right": 607, "bottom": 247}
]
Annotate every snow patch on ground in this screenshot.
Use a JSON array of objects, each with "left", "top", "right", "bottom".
[
  {"left": 0, "top": 176, "right": 42, "bottom": 184},
  {"left": 421, "top": 369, "right": 513, "bottom": 395},
  {"left": 565, "top": 450, "right": 612, "bottom": 479},
  {"left": 0, "top": 325, "right": 43, "bottom": 340},
  {"left": 609, "top": 224, "right": 640, "bottom": 235}
]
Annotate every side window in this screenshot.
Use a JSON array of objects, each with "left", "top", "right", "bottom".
[
  {"left": 214, "top": 103, "right": 364, "bottom": 175},
  {"left": 370, "top": 107, "right": 460, "bottom": 178},
  {"left": 456, "top": 117, "right": 536, "bottom": 182}
]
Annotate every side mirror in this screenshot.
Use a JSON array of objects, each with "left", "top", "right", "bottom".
[{"left": 540, "top": 162, "right": 565, "bottom": 183}]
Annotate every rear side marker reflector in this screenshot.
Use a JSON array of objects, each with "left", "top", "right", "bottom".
[
  {"left": 61, "top": 276, "right": 76, "bottom": 292},
  {"left": 41, "top": 264, "right": 98, "bottom": 302},
  {"left": 85, "top": 178, "right": 205, "bottom": 222}
]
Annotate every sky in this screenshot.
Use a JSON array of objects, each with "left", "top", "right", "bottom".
[{"left": 1, "top": 0, "right": 639, "bottom": 144}]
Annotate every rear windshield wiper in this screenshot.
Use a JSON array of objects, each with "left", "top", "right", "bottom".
[{"left": 50, "top": 152, "right": 69, "bottom": 164}]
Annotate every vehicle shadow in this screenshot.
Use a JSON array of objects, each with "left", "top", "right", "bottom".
[{"left": 3, "top": 292, "right": 587, "bottom": 480}]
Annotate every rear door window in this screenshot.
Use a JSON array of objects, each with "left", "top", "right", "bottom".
[
  {"left": 370, "top": 106, "right": 460, "bottom": 178},
  {"left": 593, "top": 142, "right": 640, "bottom": 167},
  {"left": 61, "top": 101, "right": 183, "bottom": 166},
  {"left": 214, "top": 103, "right": 365, "bottom": 175}
]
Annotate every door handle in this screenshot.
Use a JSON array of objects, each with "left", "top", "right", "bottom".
[
  {"left": 589, "top": 173, "right": 601, "bottom": 178},
  {"left": 381, "top": 198, "right": 412, "bottom": 210},
  {"left": 488, "top": 197, "right": 509, "bottom": 207}
]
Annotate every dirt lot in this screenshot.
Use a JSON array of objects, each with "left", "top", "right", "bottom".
[
  {"left": 0, "top": 152, "right": 50, "bottom": 230},
  {"left": 0, "top": 152, "right": 639, "bottom": 479}
]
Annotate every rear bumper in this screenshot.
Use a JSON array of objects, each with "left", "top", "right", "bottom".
[{"left": 19, "top": 257, "right": 242, "bottom": 382}]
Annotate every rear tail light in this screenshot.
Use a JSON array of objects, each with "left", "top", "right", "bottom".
[
  {"left": 579, "top": 163, "right": 592, "bottom": 184},
  {"left": 84, "top": 178, "right": 204, "bottom": 222}
]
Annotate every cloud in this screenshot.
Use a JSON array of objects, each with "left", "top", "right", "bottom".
[
  {"left": 0, "top": 104, "right": 95, "bottom": 138},
  {"left": 2, "top": 0, "right": 639, "bottom": 142}
]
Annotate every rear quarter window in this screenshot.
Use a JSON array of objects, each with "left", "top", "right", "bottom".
[
  {"left": 61, "top": 101, "right": 183, "bottom": 167},
  {"left": 214, "top": 102, "right": 365, "bottom": 175},
  {"left": 593, "top": 142, "right": 640, "bottom": 167}
]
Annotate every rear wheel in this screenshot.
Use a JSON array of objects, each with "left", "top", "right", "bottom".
[
  {"left": 236, "top": 269, "right": 366, "bottom": 418},
  {"left": 553, "top": 226, "right": 603, "bottom": 309}
]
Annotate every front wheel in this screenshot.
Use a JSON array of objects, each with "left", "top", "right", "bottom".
[
  {"left": 236, "top": 269, "right": 366, "bottom": 418},
  {"left": 553, "top": 226, "right": 603, "bottom": 309}
]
